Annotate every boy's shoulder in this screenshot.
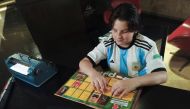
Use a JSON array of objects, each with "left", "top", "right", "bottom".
[{"left": 136, "top": 33, "right": 156, "bottom": 46}]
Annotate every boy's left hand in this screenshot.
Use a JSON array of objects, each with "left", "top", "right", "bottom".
[{"left": 111, "top": 79, "right": 139, "bottom": 98}]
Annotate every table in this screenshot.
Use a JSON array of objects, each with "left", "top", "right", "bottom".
[
  {"left": 136, "top": 85, "right": 190, "bottom": 109},
  {"left": 3, "top": 66, "right": 190, "bottom": 109}
]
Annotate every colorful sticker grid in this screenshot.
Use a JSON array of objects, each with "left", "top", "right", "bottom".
[
  {"left": 55, "top": 72, "right": 139, "bottom": 109},
  {"left": 60, "top": 73, "right": 135, "bottom": 102}
]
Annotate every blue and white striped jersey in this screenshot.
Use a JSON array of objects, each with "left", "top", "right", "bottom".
[{"left": 87, "top": 32, "right": 166, "bottom": 77}]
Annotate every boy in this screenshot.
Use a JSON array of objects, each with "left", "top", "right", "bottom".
[{"left": 79, "top": 3, "right": 167, "bottom": 98}]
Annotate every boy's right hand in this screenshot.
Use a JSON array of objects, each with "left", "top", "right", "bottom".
[{"left": 89, "top": 71, "right": 107, "bottom": 93}]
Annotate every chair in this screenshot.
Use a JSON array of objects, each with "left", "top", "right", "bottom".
[{"left": 103, "top": 0, "right": 141, "bottom": 24}]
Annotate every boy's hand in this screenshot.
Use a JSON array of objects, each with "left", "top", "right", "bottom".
[
  {"left": 89, "top": 71, "right": 107, "bottom": 93},
  {"left": 111, "top": 79, "right": 139, "bottom": 98}
]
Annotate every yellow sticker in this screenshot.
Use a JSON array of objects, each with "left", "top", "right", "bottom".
[
  {"left": 65, "top": 79, "right": 75, "bottom": 87},
  {"left": 72, "top": 89, "right": 83, "bottom": 98},
  {"left": 122, "top": 92, "right": 135, "bottom": 101},
  {"left": 84, "top": 77, "right": 91, "bottom": 82},
  {"left": 79, "top": 91, "right": 91, "bottom": 101},
  {"left": 64, "top": 88, "right": 76, "bottom": 96},
  {"left": 85, "top": 84, "right": 94, "bottom": 92},
  {"left": 78, "top": 82, "right": 89, "bottom": 90}
]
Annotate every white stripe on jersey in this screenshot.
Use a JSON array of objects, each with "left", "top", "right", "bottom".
[
  {"left": 108, "top": 43, "right": 120, "bottom": 74},
  {"left": 127, "top": 46, "right": 139, "bottom": 77}
]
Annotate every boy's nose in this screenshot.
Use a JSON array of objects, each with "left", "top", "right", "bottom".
[{"left": 116, "top": 32, "right": 122, "bottom": 39}]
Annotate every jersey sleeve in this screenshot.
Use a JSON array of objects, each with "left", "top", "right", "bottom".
[
  {"left": 87, "top": 41, "right": 107, "bottom": 65},
  {"left": 145, "top": 42, "right": 166, "bottom": 73}
]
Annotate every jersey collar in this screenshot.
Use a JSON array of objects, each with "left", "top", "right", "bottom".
[{"left": 115, "top": 32, "right": 138, "bottom": 49}]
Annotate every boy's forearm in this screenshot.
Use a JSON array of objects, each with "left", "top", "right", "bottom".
[
  {"left": 79, "top": 58, "right": 98, "bottom": 77},
  {"left": 132, "top": 71, "right": 167, "bottom": 88}
]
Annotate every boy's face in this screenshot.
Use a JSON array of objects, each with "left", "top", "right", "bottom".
[{"left": 111, "top": 19, "right": 134, "bottom": 48}]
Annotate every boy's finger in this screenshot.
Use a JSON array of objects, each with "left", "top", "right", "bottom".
[
  {"left": 103, "top": 78, "right": 107, "bottom": 86},
  {"left": 91, "top": 82, "right": 96, "bottom": 90},
  {"left": 113, "top": 88, "right": 123, "bottom": 97},
  {"left": 94, "top": 81, "right": 101, "bottom": 93},
  {"left": 98, "top": 79, "right": 105, "bottom": 93},
  {"left": 111, "top": 84, "right": 117, "bottom": 94},
  {"left": 119, "top": 90, "right": 127, "bottom": 98},
  {"left": 112, "top": 89, "right": 120, "bottom": 97}
]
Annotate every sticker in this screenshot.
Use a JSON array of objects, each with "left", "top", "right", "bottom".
[
  {"left": 110, "top": 98, "right": 128, "bottom": 107},
  {"left": 56, "top": 86, "right": 68, "bottom": 95},
  {"left": 72, "top": 89, "right": 83, "bottom": 98},
  {"left": 112, "top": 103, "right": 120, "bottom": 109},
  {"left": 64, "top": 88, "right": 76, "bottom": 96},
  {"left": 72, "top": 80, "right": 82, "bottom": 88},
  {"left": 75, "top": 73, "right": 86, "bottom": 81},
  {"left": 97, "top": 95, "right": 110, "bottom": 105},
  {"left": 88, "top": 92, "right": 101, "bottom": 103},
  {"left": 79, "top": 91, "right": 91, "bottom": 101},
  {"left": 78, "top": 82, "right": 89, "bottom": 90}
]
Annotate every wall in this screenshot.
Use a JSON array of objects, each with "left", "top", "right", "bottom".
[
  {"left": 0, "top": 7, "right": 6, "bottom": 46},
  {"left": 141, "top": 0, "right": 190, "bottom": 20}
]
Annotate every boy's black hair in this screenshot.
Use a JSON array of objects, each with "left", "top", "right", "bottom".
[{"left": 109, "top": 3, "right": 139, "bottom": 32}]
